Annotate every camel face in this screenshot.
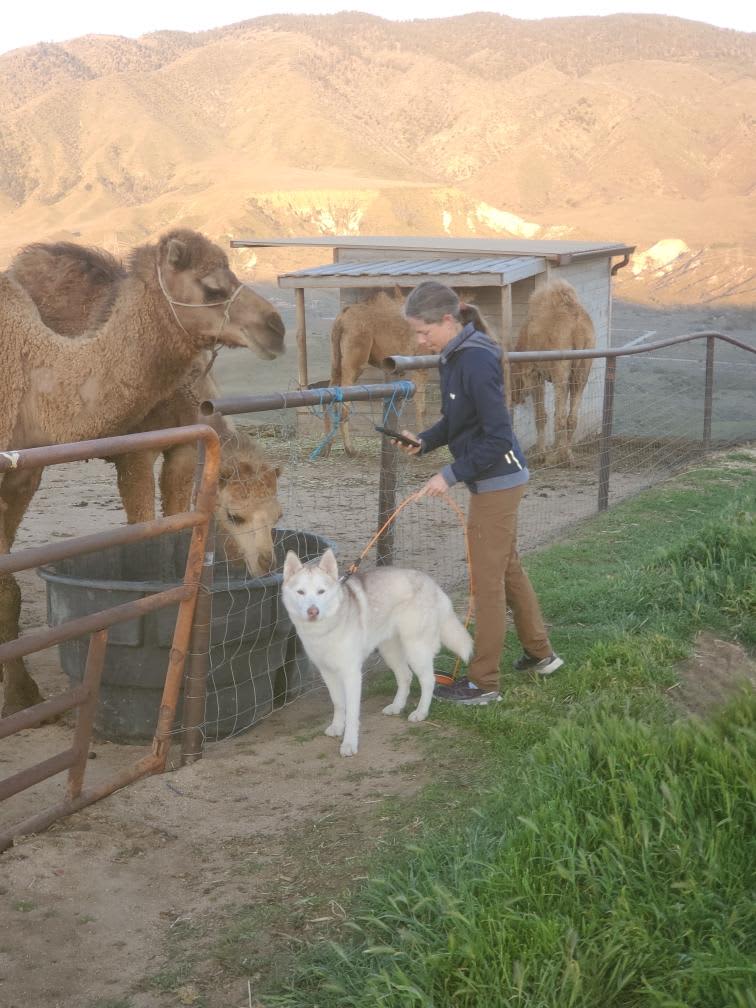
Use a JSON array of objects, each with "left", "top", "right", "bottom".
[
  {"left": 160, "top": 235, "right": 285, "bottom": 356},
  {"left": 217, "top": 453, "right": 283, "bottom": 576}
]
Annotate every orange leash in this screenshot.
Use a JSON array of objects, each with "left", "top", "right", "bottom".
[{"left": 340, "top": 488, "right": 474, "bottom": 684}]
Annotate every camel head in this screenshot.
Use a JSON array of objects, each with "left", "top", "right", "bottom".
[
  {"left": 149, "top": 229, "right": 286, "bottom": 358},
  {"left": 216, "top": 441, "right": 283, "bottom": 577}
]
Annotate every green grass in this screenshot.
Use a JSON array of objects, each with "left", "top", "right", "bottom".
[{"left": 261, "top": 453, "right": 756, "bottom": 1007}]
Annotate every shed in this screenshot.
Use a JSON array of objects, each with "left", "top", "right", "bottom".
[{"left": 231, "top": 236, "right": 635, "bottom": 389}]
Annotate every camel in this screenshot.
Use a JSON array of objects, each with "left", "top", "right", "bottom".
[
  {"left": 215, "top": 430, "right": 283, "bottom": 576},
  {"left": 0, "top": 228, "right": 286, "bottom": 716},
  {"left": 321, "top": 289, "right": 429, "bottom": 457},
  {"left": 9, "top": 240, "right": 285, "bottom": 575},
  {"left": 509, "top": 279, "right": 595, "bottom": 466}
]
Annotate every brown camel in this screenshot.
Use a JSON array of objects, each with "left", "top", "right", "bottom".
[
  {"left": 9, "top": 239, "right": 285, "bottom": 574},
  {"left": 321, "top": 289, "right": 428, "bottom": 457},
  {"left": 0, "top": 228, "right": 285, "bottom": 716},
  {"left": 215, "top": 430, "right": 283, "bottom": 576},
  {"left": 509, "top": 279, "right": 595, "bottom": 466}
]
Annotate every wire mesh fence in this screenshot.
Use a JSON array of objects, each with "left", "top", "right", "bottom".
[{"left": 181, "top": 331, "right": 754, "bottom": 750}]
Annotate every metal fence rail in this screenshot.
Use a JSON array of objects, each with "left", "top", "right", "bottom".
[
  {"left": 0, "top": 424, "right": 219, "bottom": 851},
  {"left": 384, "top": 330, "right": 755, "bottom": 510}
]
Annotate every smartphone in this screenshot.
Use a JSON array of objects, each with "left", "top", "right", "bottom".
[{"left": 374, "top": 425, "right": 421, "bottom": 448}]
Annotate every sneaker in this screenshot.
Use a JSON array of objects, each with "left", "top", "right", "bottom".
[
  {"left": 433, "top": 675, "right": 502, "bottom": 706},
  {"left": 513, "top": 652, "right": 564, "bottom": 676}
]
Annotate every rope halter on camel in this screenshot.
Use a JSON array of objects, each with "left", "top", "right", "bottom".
[{"left": 156, "top": 264, "right": 245, "bottom": 354}]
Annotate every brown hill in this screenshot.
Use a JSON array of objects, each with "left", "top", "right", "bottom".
[{"left": 0, "top": 12, "right": 754, "bottom": 305}]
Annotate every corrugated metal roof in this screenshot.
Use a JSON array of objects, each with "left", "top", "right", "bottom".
[{"left": 277, "top": 255, "right": 546, "bottom": 288}]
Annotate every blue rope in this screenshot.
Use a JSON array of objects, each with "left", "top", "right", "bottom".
[
  {"left": 382, "top": 380, "right": 415, "bottom": 427},
  {"left": 309, "top": 387, "right": 344, "bottom": 461}
]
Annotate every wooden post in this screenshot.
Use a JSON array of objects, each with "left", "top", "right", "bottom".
[
  {"left": 376, "top": 400, "right": 399, "bottom": 567},
  {"left": 500, "top": 284, "right": 513, "bottom": 408},
  {"left": 703, "top": 334, "right": 715, "bottom": 449},
  {"left": 295, "top": 287, "right": 308, "bottom": 388},
  {"left": 597, "top": 356, "right": 617, "bottom": 512}
]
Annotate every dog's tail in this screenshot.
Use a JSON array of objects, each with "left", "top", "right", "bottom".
[{"left": 440, "top": 607, "right": 473, "bottom": 662}]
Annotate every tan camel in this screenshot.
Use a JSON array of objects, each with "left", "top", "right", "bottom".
[
  {"left": 9, "top": 240, "right": 285, "bottom": 574},
  {"left": 509, "top": 279, "right": 595, "bottom": 466},
  {"left": 321, "top": 289, "right": 429, "bottom": 457},
  {"left": 0, "top": 228, "right": 285, "bottom": 716},
  {"left": 215, "top": 430, "right": 283, "bottom": 576}
]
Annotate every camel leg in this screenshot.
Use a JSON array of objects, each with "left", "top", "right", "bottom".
[
  {"left": 565, "top": 363, "right": 592, "bottom": 464},
  {"left": 532, "top": 380, "right": 548, "bottom": 462},
  {"left": 552, "top": 378, "right": 572, "bottom": 466},
  {"left": 1, "top": 467, "right": 44, "bottom": 548},
  {"left": 160, "top": 443, "right": 197, "bottom": 516},
  {"left": 0, "top": 470, "right": 47, "bottom": 714},
  {"left": 0, "top": 499, "right": 45, "bottom": 715},
  {"left": 339, "top": 362, "right": 363, "bottom": 458},
  {"left": 114, "top": 451, "right": 158, "bottom": 523},
  {"left": 320, "top": 407, "right": 334, "bottom": 459}
]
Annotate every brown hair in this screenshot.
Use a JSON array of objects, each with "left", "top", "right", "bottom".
[{"left": 404, "top": 280, "right": 489, "bottom": 334}]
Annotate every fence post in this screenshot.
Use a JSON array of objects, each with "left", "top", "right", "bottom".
[
  {"left": 181, "top": 437, "right": 215, "bottom": 764},
  {"left": 702, "top": 334, "right": 715, "bottom": 449},
  {"left": 67, "top": 629, "right": 108, "bottom": 800},
  {"left": 295, "top": 287, "right": 308, "bottom": 388},
  {"left": 180, "top": 518, "right": 215, "bottom": 765},
  {"left": 376, "top": 399, "right": 399, "bottom": 567},
  {"left": 597, "top": 356, "right": 617, "bottom": 512}
]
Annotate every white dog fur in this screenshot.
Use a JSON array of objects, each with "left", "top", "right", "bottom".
[{"left": 281, "top": 549, "right": 472, "bottom": 756}]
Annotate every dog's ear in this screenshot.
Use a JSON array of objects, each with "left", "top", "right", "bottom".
[
  {"left": 283, "top": 551, "right": 302, "bottom": 580},
  {"left": 319, "top": 548, "right": 339, "bottom": 580}
]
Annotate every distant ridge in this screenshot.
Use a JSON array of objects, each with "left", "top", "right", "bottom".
[{"left": 1, "top": 12, "right": 754, "bottom": 305}]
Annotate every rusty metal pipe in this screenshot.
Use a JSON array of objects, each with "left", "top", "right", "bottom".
[
  {"left": 0, "top": 425, "right": 221, "bottom": 849},
  {"left": 0, "top": 513, "right": 204, "bottom": 578},
  {"left": 0, "top": 684, "right": 88, "bottom": 739},
  {"left": 0, "top": 425, "right": 221, "bottom": 474},
  {"left": 0, "top": 748, "right": 76, "bottom": 802},
  {"left": 151, "top": 425, "right": 220, "bottom": 766},
  {"left": 67, "top": 630, "right": 108, "bottom": 801},
  {"left": 181, "top": 518, "right": 215, "bottom": 765},
  {"left": 0, "top": 585, "right": 192, "bottom": 664},
  {"left": 0, "top": 752, "right": 163, "bottom": 853}
]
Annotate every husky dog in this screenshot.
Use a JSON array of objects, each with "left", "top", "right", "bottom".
[{"left": 281, "top": 549, "right": 473, "bottom": 756}]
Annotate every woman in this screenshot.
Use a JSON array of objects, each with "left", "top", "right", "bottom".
[{"left": 396, "top": 280, "right": 563, "bottom": 705}]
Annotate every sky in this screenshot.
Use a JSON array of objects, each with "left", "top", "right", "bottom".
[{"left": 0, "top": 1, "right": 753, "bottom": 56}]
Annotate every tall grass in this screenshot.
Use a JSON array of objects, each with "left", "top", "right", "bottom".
[
  {"left": 271, "top": 696, "right": 755, "bottom": 1007},
  {"left": 264, "top": 462, "right": 755, "bottom": 1007}
]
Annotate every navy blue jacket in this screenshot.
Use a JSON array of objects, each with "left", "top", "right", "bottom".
[{"left": 418, "top": 323, "right": 528, "bottom": 492}]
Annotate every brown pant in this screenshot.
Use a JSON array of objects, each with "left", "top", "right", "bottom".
[{"left": 466, "top": 484, "right": 552, "bottom": 692}]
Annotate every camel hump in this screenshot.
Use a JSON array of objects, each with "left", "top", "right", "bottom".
[
  {"left": 530, "top": 279, "right": 591, "bottom": 320},
  {"left": 12, "top": 241, "right": 126, "bottom": 287}
]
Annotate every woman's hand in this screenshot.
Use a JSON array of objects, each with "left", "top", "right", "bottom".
[
  {"left": 418, "top": 472, "right": 449, "bottom": 497},
  {"left": 393, "top": 430, "right": 423, "bottom": 456}
]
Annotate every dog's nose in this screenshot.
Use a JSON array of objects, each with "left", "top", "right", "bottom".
[{"left": 306, "top": 605, "right": 319, "bottom": 619}]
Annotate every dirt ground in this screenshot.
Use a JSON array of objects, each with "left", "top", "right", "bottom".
[
  {"left": 1, "top": 455, "right": 754, "bottom": 1008},
  {"left": 1, "top": 297, "right": 754, "bottom": 1008}
]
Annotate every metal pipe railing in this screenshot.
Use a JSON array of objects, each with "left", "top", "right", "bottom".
[
  {"left": 200, "top": 381, "right": 415, "bottom": 417},
  {"left": 0, "top": 424, "right": 220, "bottom": 851},
  {"left": 382, "top": 330, "right": 755, "bottom": 371}
]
